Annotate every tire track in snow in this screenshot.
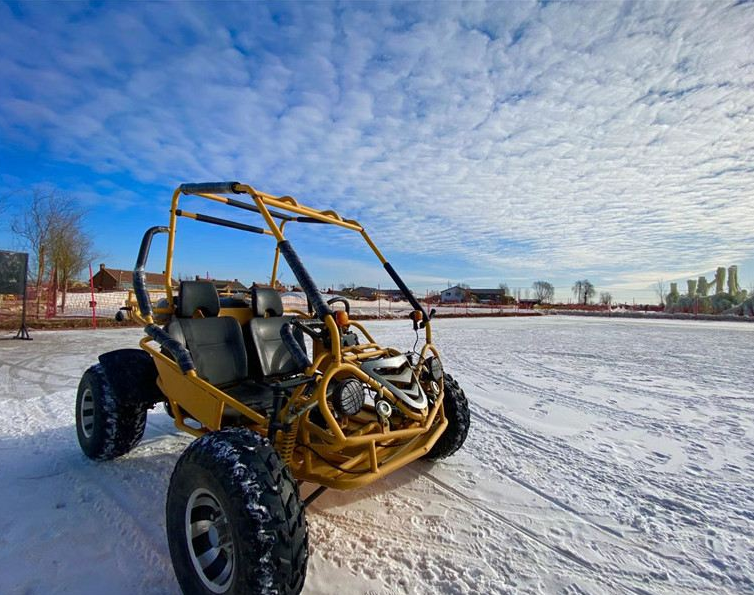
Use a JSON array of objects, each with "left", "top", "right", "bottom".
[
  {"left": 457, "top": 353, "right": 754, "bottom": 538},
  {"left": 411, "top": 467, "right": 656, "bottom": 595},
  {"left": 509, "top": 352, "right": 754, "bottom": 418},
  {"left": 458, "top": 394, "right": 748, "bottom": 593},
  {"left": 464, "top": 405, "right": 738, "bottom": 592}
]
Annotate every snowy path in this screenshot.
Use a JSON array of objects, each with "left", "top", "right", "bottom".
[{"left": 0, "top": 317, "right": 752, "bottom": 594}]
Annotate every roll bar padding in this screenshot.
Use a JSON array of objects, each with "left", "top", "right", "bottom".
[
  {"left": 384, "top": 261, "right": 428, "bottom": 322},
  {"left": 144, "top": 324, "right": 196, "bottom": 374},
  {"left": 280, "top": 323, "right": 312, "bottom": 369},
  {"left": 179, "top": 182, "right": 241, "bottom": 195},
  {"left": 134, "top": 226, "right": 169, "bottom": 319},
  {"left": 278, "top": 240, "right": 332, "bottom": 320},
  {"left": 133, "top": 226, "right": 196, "bottom": 374}
]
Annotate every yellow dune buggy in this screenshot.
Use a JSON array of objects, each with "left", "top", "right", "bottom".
[{"left": 75, "top": 181, "right": 470, "bottom": 594}]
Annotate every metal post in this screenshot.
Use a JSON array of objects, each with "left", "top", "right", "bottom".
[
  {"left": 14, "top": 253, "right": 31, "bottom": 340},
  {"left": 89, "top": 263, "right": 97, "bottom": 329}
]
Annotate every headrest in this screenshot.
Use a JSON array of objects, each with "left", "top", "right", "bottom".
[
  {"left": 253, "top": 288, "right": 283, "bottom": 317},
  {"left": 178, "top": 281, "right": 220, "bottom": 318}
]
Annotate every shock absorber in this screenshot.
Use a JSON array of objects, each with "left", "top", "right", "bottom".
[{"left": 277, "top": 417, "right": 300, "bottom": 466}]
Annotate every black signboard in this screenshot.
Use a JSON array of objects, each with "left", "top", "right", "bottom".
[
  {"left": 0, "top": 250, "right": 31, "bottom": 339},
  {"left": 0, "top": 251, "right": 28, "bottom": 295}
]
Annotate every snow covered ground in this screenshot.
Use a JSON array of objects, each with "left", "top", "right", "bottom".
[{"left": 1, "top": 317, "right": 752, "bottom": 594}]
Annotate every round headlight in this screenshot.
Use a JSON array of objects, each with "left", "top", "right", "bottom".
[
  {"left": 332, "top": 379, "right": 365, "bottom": 417},
  {"left": 375, "top": 400, "right": 393, "bottom": 419}
]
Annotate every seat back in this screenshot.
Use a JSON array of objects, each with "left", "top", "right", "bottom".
[
  {"left": 249, "top": 288, "right": 306, "bottom": 379},
  {"left": 168, "top": 281, "right": 247, "bottom": 386}
]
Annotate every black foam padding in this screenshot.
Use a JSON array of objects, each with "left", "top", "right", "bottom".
[
  {"left": 144, "top": 324, "right": 195, "bottom": 374},
  {"left": 250, "top": 316, "right": 306, "bottom": 378},
  {"left": 133, "top": 226, "right": 169, "bottom": 318},
  {"left": 178, "top": 281, "right": 220, "bottom": 318},
  {"left": 278, "top": 240, "right": 332, "bottom": 320},
  {"left": 133, "top": 268, "right": 152, "bottom": 319},
  {"left": 179, "top": 182, "right": 241, "bottom": 195},
  {"left": 280, "top": 322, "right": 312, "bottom": 369},
  {"left": 384, "top": 261, "right": 427, "bottom": 321},
  {"left": 253, "top": 287, "right": 284, "bottom": 317},
  {"left": 178, "top": 211, "right": 266, "bottom": 235}
]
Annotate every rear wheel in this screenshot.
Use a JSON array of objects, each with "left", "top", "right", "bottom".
[
  {"left": 75, "top": 364, "right": 148, "bottom": 460},
  {"left": 166, "top": 428, "right": 308, "bottom": 595},
  {"left": 425, "top": 373, "right": 470, "bottom": 460}
]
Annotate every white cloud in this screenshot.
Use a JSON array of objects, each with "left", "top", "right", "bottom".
[{"left": 0, "top": 1, "right": 753, "bottom": 298}]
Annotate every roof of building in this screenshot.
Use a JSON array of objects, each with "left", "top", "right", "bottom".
[
  {"left": 210, "top": 279, "right": 248, "bottom": 291},
  {"left": 443, "top": 285, "right": 507, "bottom": 294},
  {"left": 97, "top": 266, "right": 177, "bottom": 287}
]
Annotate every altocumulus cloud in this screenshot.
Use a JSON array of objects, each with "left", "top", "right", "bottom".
[{"left": 1, "top": 1, "right": 753, "bottom": 292}]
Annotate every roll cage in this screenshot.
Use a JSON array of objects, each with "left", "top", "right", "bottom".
[
  {"left": 132, "top": 181, "right": 431, "bottom": 341},
  {"left": 127, "top": 182, "right": 446, "bottom": 490}
]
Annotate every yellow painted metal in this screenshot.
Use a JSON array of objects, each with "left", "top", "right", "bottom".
[
  {"left": 232, "top": 183, "right": 364, "bottom": 232},
  {"left": 128, "top": 180, "right": 448, "bottom": 491},
  {"left": 270, "top": 220, "right": 287, "bottom": 285},
  {"left": 219, "top": 305, "right": 253, "bottom": 327},
  {"left": 249, "top": 192, "right": 285, "bottom": 242},
  {"left": 347, "top": 321, "right": 376, "bottom": 344},
  {"left": 142, "top": 337, "right": 267, "bottom": 428},
  {"left": 360, "top": 229, "right": 387, "bottom": 264},
  {"left": 165, "top": 188, "right": 181, "bottom": 310}
]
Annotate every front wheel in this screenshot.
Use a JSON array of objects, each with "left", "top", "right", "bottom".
[
  {"left": 166, "top": 428, "right": 308, "bottom": 595},
  {"left": 425, "top": 373, "right": 470, "bottom": 460},
  {"left": 75, "top": 364, "right": 148, "bottom": 460}
]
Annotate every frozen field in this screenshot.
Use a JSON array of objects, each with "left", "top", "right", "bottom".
[{"left": 0, "top": 316, "right": 752, "bottom": 594}]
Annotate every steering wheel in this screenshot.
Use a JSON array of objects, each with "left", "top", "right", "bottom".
[{"left": 326, "top": 296, "right": 351, "bottom": 314}]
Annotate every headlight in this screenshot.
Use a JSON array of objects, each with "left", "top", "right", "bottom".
[
  {"left": 332, "top": 379, "right": 365, "bottom": 416},
  {"left": 428, "top": 356, "right": 443, "bottom": 381}
]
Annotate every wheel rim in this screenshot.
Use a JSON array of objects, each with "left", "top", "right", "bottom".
[
  {"left": 80, "top": 388, "right": 95, "bottom": 439},
  {"left": 185, "top": 488, "right": 235, "bottom": 593}
]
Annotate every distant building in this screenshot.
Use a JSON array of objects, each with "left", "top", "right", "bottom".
[
  {"left": 337, "top": 286, "right": 412, "bottom": 301},
  {"left": 93, "top": 263, "right": 177, "bottom": 291},
  {"left": 375, "top": 288, "right": 405, "bottom": 301},
  {"left": 440, "top": 285, "right": 515, "bottom": 305},
  {"left": 441, "top": 286, "right": 466, "bottom": 303}
]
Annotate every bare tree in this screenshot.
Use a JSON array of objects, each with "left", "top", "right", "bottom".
[
  {"left": 573, "top": 279, "right": 595, "bottom": 304},
  {"left": 582, "top": 280, "right": 596, "bottom": 304},
  {"left": 572, "top": 280, "right": 584, "bottom": 303},
  {"left": 0, "top": 191, "right": 11, "bottom": 220},
  {"left": 11, "top": 189, "right": 58, "bottom": 315},
  {"left": 653, "top": 279, "right": 667, "bottom": 306},
  {"left": 599, "top": 291, "right": 613, "bottom": 306},
  {"left": 51, "top": 223, "right": 94, "bottom": 312},
  {"left": 532, "top": 280, "right": 554, "bottom": 303},
  {"left": 11, "top": 188, "right": 94, "bottom": 314}
]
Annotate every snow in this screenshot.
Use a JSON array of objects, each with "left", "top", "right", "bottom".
[{"left": 1, "top": 316, "right": 752, "bottom": 594}]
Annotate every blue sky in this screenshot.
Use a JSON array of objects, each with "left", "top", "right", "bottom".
[{"left": 1, "top": 1, "right": 753, "bottom": 302}]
